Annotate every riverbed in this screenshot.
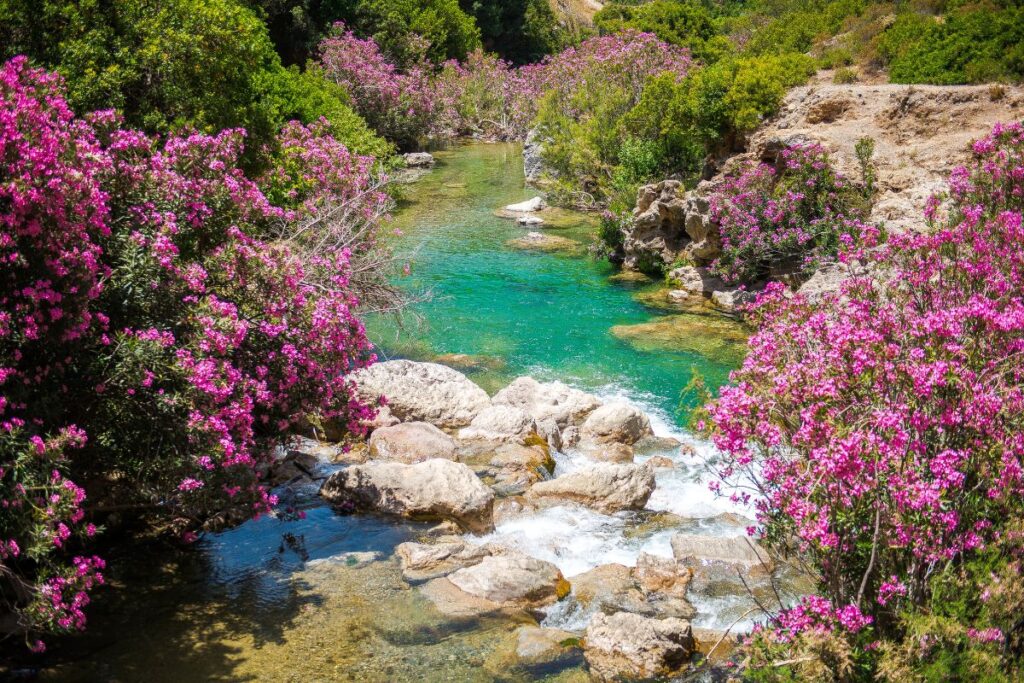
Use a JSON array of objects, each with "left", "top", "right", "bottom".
[{"left": 34, "top": 143, "right": 765, "bottom": 682}]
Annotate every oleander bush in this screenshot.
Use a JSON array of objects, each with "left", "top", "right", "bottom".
[
  {"left": 0, "top": 57, "right": 384, "bottom": 649},
  {"left": 704, "top": 122, "right": 1024, "bottom": 680}
]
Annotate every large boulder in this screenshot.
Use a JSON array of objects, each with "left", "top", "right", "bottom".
[
  {"left": 580, "top": 402, "right": 653, "bottom": 446},
  {"left": 458, "top": 405, "right": 538, "bottom": 444},
  {"left": 584, "top": 612, "right": 694, "bottom": 682},
  {"left": 368, "top": 422, "right": 458, "bottom": 463},
  {"left": 446, "top": 554, "right": 571, "bottom": 608},
  {"left": 525, "top": 462, "right": 655, "bottom": 514},
  {"left": 492, "top": 376, "right": 602, "bottom": 429},
  {"left": 320, "top": 459, "right": 495, "bottom": 532},
  {"left": 350, "top": 360, "right": 491, "bottom": 429}
]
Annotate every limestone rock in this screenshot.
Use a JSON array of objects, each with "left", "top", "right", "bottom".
[
  {"left": 667, "top": 265, "right": 727, "bottom": 296},
  {"left": 711, "top": 288, "right": 758, "bottom": 313},
  {"left": 493, "top": 376, "right": 602, "bottom": 429},
  {"left": 514, "top": 626, "right": 582, "bottom": 669},
  {"left": 584, "top": 612, "right": 694, "bottom": 681},
  {"left": 622, "top": 180, "right": 719, "bottom": 272},
  {"left": 458, "top": 405, "right": 538, "bottom": 444},
  {"left": 526, "top": 462, "right": 655, "bottom": 514},
  {"left": 395, "top": 540, "right": 492, "bottom": 582},
  {"left": 505, "top": 196, "right": 546, "bottom": 213},
  {"left": 581, "top": 442, "right": 635, "bottom": 464},
  {"left": 403, "top": 152, "right": 435, "bottom": 168},
  {"left": 320, "top": 459, "right": 495, "bottom": 532},
  {"left": 517, "top": 215, "right": 545, "bottom": 226},
  {"left": 445, "top": 555, "right": 571, "bottom": 608},
  {"left": 350, "top": 360, "right": 491, "bottom": 429},
  {"left": 368, "top": 422, "right": 458, "bottom": 463},
  {"left": 580, "top": 402, "right": 653, "bottom": 445},
  {"left": 671, "top": 534, "right": 773, "bottom": 589}
]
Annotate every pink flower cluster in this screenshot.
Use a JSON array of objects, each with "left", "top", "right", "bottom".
[
  {"left": 319, "top": 28, "right": 690, "bottom": 146},
  {"left": 1, "top": 57, "right": 381, "bottom": 646},
  {"left": 706, "top": 122, "right": 1024, "bottom": 637},
  {"left": 709, "top": 143, "right": 873, "bottom": 283}
]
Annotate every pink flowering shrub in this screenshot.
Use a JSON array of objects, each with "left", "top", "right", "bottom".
[
  {"left": 705, "top": 122, "right": 1024, "bottom": 678},
  {"left": 318, "top": 24, "right": 435, "bottom": 150},
  {"left": 709, "top": 142, "right": 874, "bottom": 284},
  {"left": 1, "top": 57, "right": 379, "bottom": 647}
]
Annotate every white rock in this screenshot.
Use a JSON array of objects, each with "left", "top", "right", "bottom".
[
  {"left": 403, "top": 152, "right": 435, "bottom": 167},
  {"left": 505, "top": 196, "right": 546, "bottom": 213},
  {"left": 320, "top": 459, "right": 495, "bottom": 532},
  {"left": 584, "top": 612, "right": 694, "bottom": 681},
  {"left": 351, "top": 360, "right": 491, "bottom": 429},
  {"left": 446, "top": 554, "right": 569, "bottom": 607},
  {"left": 525, "top": 462, "right": 655, "bottom": 513},
  {"left": 580, "top": 402, "right": 653, "bottom": 445},
  {"left": 368, "top": 422, "right": 458, "bottom": 463},
  {"left": 493, "top": 376, "right": 602, "bottom": 429},
  {"left": 458, "top": 405, "right": 538, "bottom": 444},
  {"left": 517, "top": 214, "right": 545, "bottom": 226}
]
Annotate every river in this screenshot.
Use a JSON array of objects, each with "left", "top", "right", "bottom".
[{"left": 32, "top": 143, "right": 762, "bottom": 682}]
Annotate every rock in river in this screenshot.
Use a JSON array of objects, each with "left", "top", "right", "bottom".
[
  {"left": 580, "top": 402, "right": 653, "bottom": 445},
  {"left": 505, "top": 196, "right": 546, "bottom": 213},
  {"left": 525, "top": 462, "right": 655, "bottom": 514},
  {"left": 458, "top": 405, "right": 538, "bottom": 444},
  {"left": 368, "top": 421, "right": 458, "bottom": 463},
  {"left": 583, "top": 612, "right": 694, "bottom": 682},
  {"left": 350, "top": 360, "right": 491, "bottom": 429},
  {"left": 492, "top": 376, "right": 602, "bottom": 429},
  {"left": 320, "top": 459, "right": 495, "bottom": 532},
  {"left": 421, "top": 554, "right": 570, "bottom": 616}
]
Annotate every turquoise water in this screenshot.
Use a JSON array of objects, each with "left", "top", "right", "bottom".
[
  {"left": 372, "top": 142, "right": 742, "bottom": 422},
  {"left": 22, "top": 143, "right": 750, "bottom": 683}
]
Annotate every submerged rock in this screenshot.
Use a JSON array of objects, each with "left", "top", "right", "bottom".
[
  {"left": 507, "top": 231, "right": 580, "bottom": 253},
  {"left": 492, "top": 376, "right": 602, "bottom": 429},
  {"left": 368, "top": 422, "right": 458, "bottom": 463},
  {"left": 320, "top": 459, "right": 495, "bottom": 532},
  {"left": 583, "top": 612, "right": 694, "bottom": 682},
  {"left": 571, "top": 563, "right": 648, "bottom": 615},
  {"left": 526, "top": 462, "right": 655, "bottom": 513},
  {"left": 610, "top": 314, "right": 749, "bottom": 363},
  {"left": 433, "top": 352, "right": 507, "bottom": 372},
  {"left": 514, "top": 625, "right": 582, "bottom": 669},
  {"left": 580, "top": 402, "right": 653, "bottom": 446},
  {"left": 351, "top": 360, "right": 491, "bottom": 429}
]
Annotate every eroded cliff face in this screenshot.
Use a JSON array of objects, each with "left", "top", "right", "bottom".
[{"left": 620, "top": 83, "right": 1024, "bottom": 287}]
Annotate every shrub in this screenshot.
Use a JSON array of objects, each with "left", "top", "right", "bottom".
[
  {"left": 594, "top": 0, "right": 730, "bottom": 63},
  {"left": 708, "top": 143, "right": 872, "bottom": 284},
  {"left": 0, "top": 57, "right": 382, "bottom": 648},
  {"left": 460, "top": 0, "right": 570, "bottom": 64},
  {"left": 318, "top": 23, "right": 436, "bottom": 149},
  {"left": 354, "top": 0, "right": 481, "bottom": 67},
  {"left": 833, "top": 66, "right": 858, "bottom": 84},
  {"left": 704, "top": 122, "right": 1024, "bottom": 679}
]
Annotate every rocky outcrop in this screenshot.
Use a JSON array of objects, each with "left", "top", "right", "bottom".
[
  {"left": 350, "top": 360, "right": 490, "bottom": 429},
  {"left": 526, "top": 462, "right": 655, "bottom": 513},
  {"left": 583, "top": 612, "right": 694, "bottom": 682},
  {"left": 523, "top": 128, "right": 549, "bottom": 185},
  {"left": 492, "top": 376, "right": 602, "bottom": 429},
  {"left": 368, "top": 422, "right": 458, "bottom": 463},
  {"left": 580, "top": 402, "right": 653, "bottom": 446},
  {"left": 320, "top": 459, "right": 495, "bottom": 532},
  {"left": 622, "top": 180, "right": 719, "bottom": 273},
  {"left": 458, "top": 405, "right": 538, "bottom": 444}
]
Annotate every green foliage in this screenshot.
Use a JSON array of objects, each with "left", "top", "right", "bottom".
[
  {"left": 459, "top": 0, "right": 570, "bottom": 64},
  {"left": 594, "top": 0, "right": 731, "bottom": 62},
  {"left": 269, "top": 65, "right": 393, "bottom": 159},
  {"left": 355, "top": 0, "right": 481, "bottom": 66},
  {"left": 0, "top": 0, "right": 390, "bottom": 168},
  {"left": 882, "top": 7, "right": 1024, "bottom": 84}
]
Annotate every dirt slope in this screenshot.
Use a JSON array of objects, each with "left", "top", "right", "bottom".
[{"left": 745, "top": 83, "right": 1024, "bottom": 232}]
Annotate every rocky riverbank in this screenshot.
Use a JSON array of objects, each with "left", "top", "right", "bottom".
[{"left": 270, "top": 359, "right": 800, "bottom": 681}]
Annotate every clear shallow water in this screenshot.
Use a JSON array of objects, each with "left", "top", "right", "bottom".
[{"left": 29, "top": 143, "right": 755, "bottom": 682}]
